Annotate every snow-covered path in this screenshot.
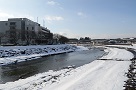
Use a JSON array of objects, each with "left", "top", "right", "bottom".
[
  {"left": 46, "top": 60, "right": 130, "bottom": 90},
  {"left": 100, "top": 47, "right": 134, "bottom": 60},
  {"left": 0, "top": 45, "right": 135, "bottom": 90}
]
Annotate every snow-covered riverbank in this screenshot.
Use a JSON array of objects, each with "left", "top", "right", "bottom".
[
  {"left": 0, "top": 45, "right": 135, "bottom": 90},
  {"left": 0, "top": 45, "right": 78, "bottom": 66},
  {"left": 100, "top": 47, "right": 134, "bottom": 60}
]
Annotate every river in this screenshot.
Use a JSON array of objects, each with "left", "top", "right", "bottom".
[{"left": 0, "top": 47, "right": 105, "bottom": 84}]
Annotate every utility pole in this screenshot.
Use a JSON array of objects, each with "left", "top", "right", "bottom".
[
  {"left": 43, "top": 19, "right": 45, "bottom": 27},
  {"left": 37, "top": 17, "right": 38, "bottom": 23}
]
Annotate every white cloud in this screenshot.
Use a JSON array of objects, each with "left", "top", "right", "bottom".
[
  {"left": 45, "top": 15, "right": 64, "bottom": 23},
  {"left": 0, "top": 10, "right": 34, "bottom": 21},
  {"left": 47, "top": 1, "right": 63, "bottom": 10},
  {"left": 77, "top": 12, "right": 87, "bottom": 17},
  {"left": 58, "top": 32, "right": 67, "bottom": 36},
  {"left": 0, "top": 12, "right": 14, "bottom": 21},
  {"left": 56, "top": 29, "right": 82, "bottom": 39},
  {"left": 47, "top": 1, "right": 59, "bottom": 6},
  {"left": 17, "top": 15, "right": 34, "bottom": 21}
]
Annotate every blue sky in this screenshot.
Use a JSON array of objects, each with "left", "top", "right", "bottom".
[{"left": 0, "top": 0, "right": 136, "bottom": 39}]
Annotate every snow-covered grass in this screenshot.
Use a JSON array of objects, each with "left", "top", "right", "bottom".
[
  {"left": 0, "top": 45, "right": 134, "bottom": 90},
  {"left": 0, "top": 44, "right": 77, "bottom": 66}
]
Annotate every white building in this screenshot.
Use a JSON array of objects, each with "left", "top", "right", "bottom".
[{"left": 0, "top": 18, "right": 53, "bottom": 45}]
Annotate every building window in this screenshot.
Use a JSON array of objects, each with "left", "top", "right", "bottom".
[
  {"left": 10, "top": 22, "right": 16, "bottom": 25},
  {"left": 5, "top": 23, "right": 8, "bottom": 26},
  {"left": 27, "top": 27, "right": 28, "bottom": 30}
]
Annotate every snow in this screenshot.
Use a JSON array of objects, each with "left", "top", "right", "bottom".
[
  {"left": 0, "top": 45, "right": 135, "bottom": 90},
  {"left": 0, "top": 44, "right": 77, "bottom": 66},
  {"left": 47, "top": 61, "right": 130, "bottom": 90},
  {"left": 106, "top": 44, "right": 136, "bottom": 50},
  {"left": 75, "top": 46, "right": 89, "bottom": 51},
  {"left": 100, "top": 47, "right": 134, "bottom": 60}
]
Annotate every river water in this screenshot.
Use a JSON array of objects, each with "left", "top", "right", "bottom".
[{"left": 0, "top": 47, "right": 105, "bottom": 84}]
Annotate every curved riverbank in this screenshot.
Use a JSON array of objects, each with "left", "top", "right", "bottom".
[
  {"left": 0, "top": 45, "right": 77, "bottom": 66},
  {"left": 0, "top": 45, "right": 134, "bottom": 90}
]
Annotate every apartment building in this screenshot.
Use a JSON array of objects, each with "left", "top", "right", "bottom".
[{"left": 0, "top": 18, "right": 53, "bottom": 45}]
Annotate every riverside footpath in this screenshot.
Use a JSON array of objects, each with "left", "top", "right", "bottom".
[{"left": 105, "top": 44, "right": 136, "bottom": 90}]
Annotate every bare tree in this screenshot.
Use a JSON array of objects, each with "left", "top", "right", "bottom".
[
  {"left": 53, "top": 34, "right": 69, "bottom": 44},
  {"left": 59, "top": 35, "right": 69, "bottom": 44},
  {"left": 53, "top": 34, "right": 61, "bottom": 44}
]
